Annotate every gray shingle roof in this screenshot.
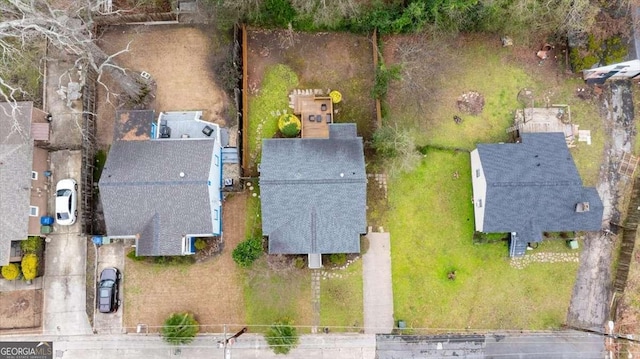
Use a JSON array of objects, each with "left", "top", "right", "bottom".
[
  {"left": 99, "top": 139, "right": 216, "bottom": 256},
  {"left": 260, "top": 124, "right": 367, "bottom": 254},
  {"left": 0, "top": 102, "right": 34, "bottom": 265},
  {"left": 477, "top": 133, "right": 603, "bottom": 239}
]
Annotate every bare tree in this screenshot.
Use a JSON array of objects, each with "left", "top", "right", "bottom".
[{"left": 0, "top": 0, "right": 152, "bottom": 106}]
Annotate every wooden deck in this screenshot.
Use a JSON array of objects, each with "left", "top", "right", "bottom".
[
  {"left": 289, "top": 90, "right": 333, "bottom": 139},
  {"left": 509, "top": 107, "right": 578, "bottom": 146}
]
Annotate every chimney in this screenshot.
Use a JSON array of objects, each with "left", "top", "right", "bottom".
[{"left": 576, "top": 202, "right": 590, "bottom": 213}]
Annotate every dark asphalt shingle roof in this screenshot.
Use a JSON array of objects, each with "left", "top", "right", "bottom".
[
  {"left": 99, "top": 139, "right": 217, "bottom": 256},
  {"left": 260, "top": 124, "right": 367, "bottom": 254},
  {"left": 477, "top": 133, "right": 603, "bottom": 239},
  {"left": 0, "top": 102, "right": 33, "bottom": 265}
]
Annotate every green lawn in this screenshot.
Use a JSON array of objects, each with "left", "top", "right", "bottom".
[
  {"left": 383, "top": 35, "right": 600, "bottom": 330},
  {"left": 385, "top": 37, "right": 604, "bottom": 185},
  {"left": 388, "top": 150, "right": 580, "bottom": 330},
  {"left": 320, "top": 260, "right": 364, "bottom": 331},
  {"left": 242, "top": 257, "right": 313, "bottom": 332},
  {"left": 247, "top": 64, "right": 299, "bottom": 171}
]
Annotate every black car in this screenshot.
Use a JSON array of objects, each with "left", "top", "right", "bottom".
[{"left": 97, "top": 267, "right": 121, "bottom": 313}]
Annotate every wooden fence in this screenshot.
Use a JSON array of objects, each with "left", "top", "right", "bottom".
[
  {"left": 613, "top": 177, "right": 640, "bottom": 293},
  {"left": 241, "top": 24, "right": 249, "bottom": 176},
  {"left": 93, "top": 12, "right": 177, "bottom": 25}
]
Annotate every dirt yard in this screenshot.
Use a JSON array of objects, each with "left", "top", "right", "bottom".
[
  {"left": 123, "top": 192, "right": 247, "bottom": 333},
  {"left": 96, "top": 25, "right": 232, "bottom": 146},
  {"left": 0, "top": 289, "right": 42, "bottom": 332},
  {"left": 246, "top": 28, "right": 377, "bottom": 139}
]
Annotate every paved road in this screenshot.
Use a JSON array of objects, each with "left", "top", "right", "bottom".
[
  {"left": 362, "top": 232, "right": 394, "bottom": 334},
  {"left": 43, "top": 150, "right": 92, "bottom": 336},
  {"left": 376, "top": 331, "right": 606, "bottom": 359},
  {"left": 0, "top": 333, "right": 377, "bottom": 359}
]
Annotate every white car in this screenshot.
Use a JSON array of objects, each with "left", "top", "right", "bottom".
[{"left": 55, "top": 178, "right": 77, "bottom": 225}]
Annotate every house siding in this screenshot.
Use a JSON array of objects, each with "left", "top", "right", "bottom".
[
  {"left": 208, "top": 127, "right": 223, "bottom": 235},
  {"left": 28, "top": 145, "right": 49, "bottom": 235},
  {"left": 470, "top": 149, "right": 486, "bottom": 232}
]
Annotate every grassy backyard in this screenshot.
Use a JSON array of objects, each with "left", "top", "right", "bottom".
[
  {"left": 388, "top": 150, "right": 580, "bottom": 330},
  {"left": 382, "top": 34, "right": 602, "bottom": 330}
]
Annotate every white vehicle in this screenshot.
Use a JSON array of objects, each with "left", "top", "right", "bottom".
[{"left": 55, "top": 178, "right": 77, "bottom": 225}]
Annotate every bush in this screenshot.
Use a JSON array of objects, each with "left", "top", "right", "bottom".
[
  {"left": 329, "top": 90, "right": 342, "bottom": 104},
  {"left": 329, "top": 253, "right": 347, "bottom": 266},
  {"left": 265, "top": 319, "right": 299, "bottom": 354},
  {"left": 194, "top": 238, "right": 208, "bottom": 251},
  {"left": 278, "top": 113, "right": 301, "bottom": 137},
  {"left": 372, "top": 125, "right": 421, "bottom": 174},
  {"left": 293, "top": 257, "right": 306, "bottom": 269},
  {"left": 372, "top": 63, "right": 401, "bottom": 100},
  {"left": 20, "top": 236, "right": 42, "bottom": 254},
  {"left": 603, "top": 35, "right": 627, "bottom": 65},
  {"left": 255, "top": 0, "right": 296, "bottom": 27},
  {"left": 153, "top": 256, "right": 196, "bottom": 266},
  {"left": 360, "top": 236, "right": 370, "bottom": 255},
  {"left": 161, "top": 312, "right": 199, "bottom": 345},
  {"left": 21, "top": 254, "right": 38, "bottom": 281},
  {"left": 1, "top": 263, "right": 20, "bottom": 280},
  {"left": 232, "top": 237, "right": 263, "bottom": 268},
  {"left": 126, "top": 249, "right": 145, "bottom": 262}
]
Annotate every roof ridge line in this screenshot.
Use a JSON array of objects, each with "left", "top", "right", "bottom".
[
  {"left": 490, "top": 181, "right": 582, "bottom": 187},
  {"left": 100, "top": 180, "right": 209, "bottom": 186},
  {"left": 260, "top": 178, "right": 366, "bottom": 185}
]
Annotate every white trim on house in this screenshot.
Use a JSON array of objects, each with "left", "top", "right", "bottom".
[
  {"left": 31, "top": 171, "right": 38, "bottom": 180},
  {"left": 29, "top": 206, "right": 39, "bottom": 217},
  {"left": 470, "top": 149, "right": 487, "bottom": 232},
  {"left": 207, "top": 125, "right": 223, "bottom": 236}
]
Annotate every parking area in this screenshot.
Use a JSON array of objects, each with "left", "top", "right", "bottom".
[
  {"left": 93, "top": 241, "right": 126, "bottom": 334},
  {"left": 43, "top": 150, "right": 92, "bottom": 335}
]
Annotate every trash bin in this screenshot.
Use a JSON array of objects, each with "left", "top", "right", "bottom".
[
  {"left": 40, "top": 216, "right": 54, "bottom": 226},
  {"left": 397, "top": 320, "right": 406, "bottom": 329},
  {"left": 40, "top": 225, "right": 52, "bottom": 234},
  {"left": 92, "top": 236, "right": 103, "bottom": 246},
  {"left": 567, "top": 239, "right": 579, "bottom": 250}
]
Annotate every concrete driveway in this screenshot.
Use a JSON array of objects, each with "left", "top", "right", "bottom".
[
  {"left": 43, "top": 150, "right": 92, "bottom": 335},
  {"left": 94, "top": 241, "right": 125, "bottom": 334},
  {"left": 362, "top": 232, "right": 394, "bottom": 334}
]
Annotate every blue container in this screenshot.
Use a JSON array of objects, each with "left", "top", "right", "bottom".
[
  {"left": 92, "top": 236, "right": 103, "bottom": 246},
  {"left": 40, "top": 216, "right": 54, "bottom": 225}
]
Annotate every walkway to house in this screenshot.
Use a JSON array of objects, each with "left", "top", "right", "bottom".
[{"left": 362, "top": 231, "right": 394, "bottom": 334}]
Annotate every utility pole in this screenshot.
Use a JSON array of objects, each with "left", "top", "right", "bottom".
[{"left": 219, "top": 325, "right": 248, "bottom": 359}]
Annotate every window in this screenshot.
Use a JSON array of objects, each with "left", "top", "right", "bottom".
[
  {"left": 477, "top": 199, "right": 483, "bottom": 208},
  {"left": 214, "top": 209, "right": 219, "bottom": 220},
  {"left": 29, "top": 206, "right": 39, "bottom": 217},
  {"left": 475, "top": 169, "right": 480, "bottom": 178},
  {"left": 31, "top": 171, "right": 38, "bottom": 180}
]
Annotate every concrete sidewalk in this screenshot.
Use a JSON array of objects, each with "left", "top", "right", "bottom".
[
  {"left": 362, "top": 232, "right": 394, "bottom": 334},
  {"left": 0, "top": 276, "right": 43, "bottom": 291},
  {"left": 0, "top": 333, "right": 377, "bottom": 359}
]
